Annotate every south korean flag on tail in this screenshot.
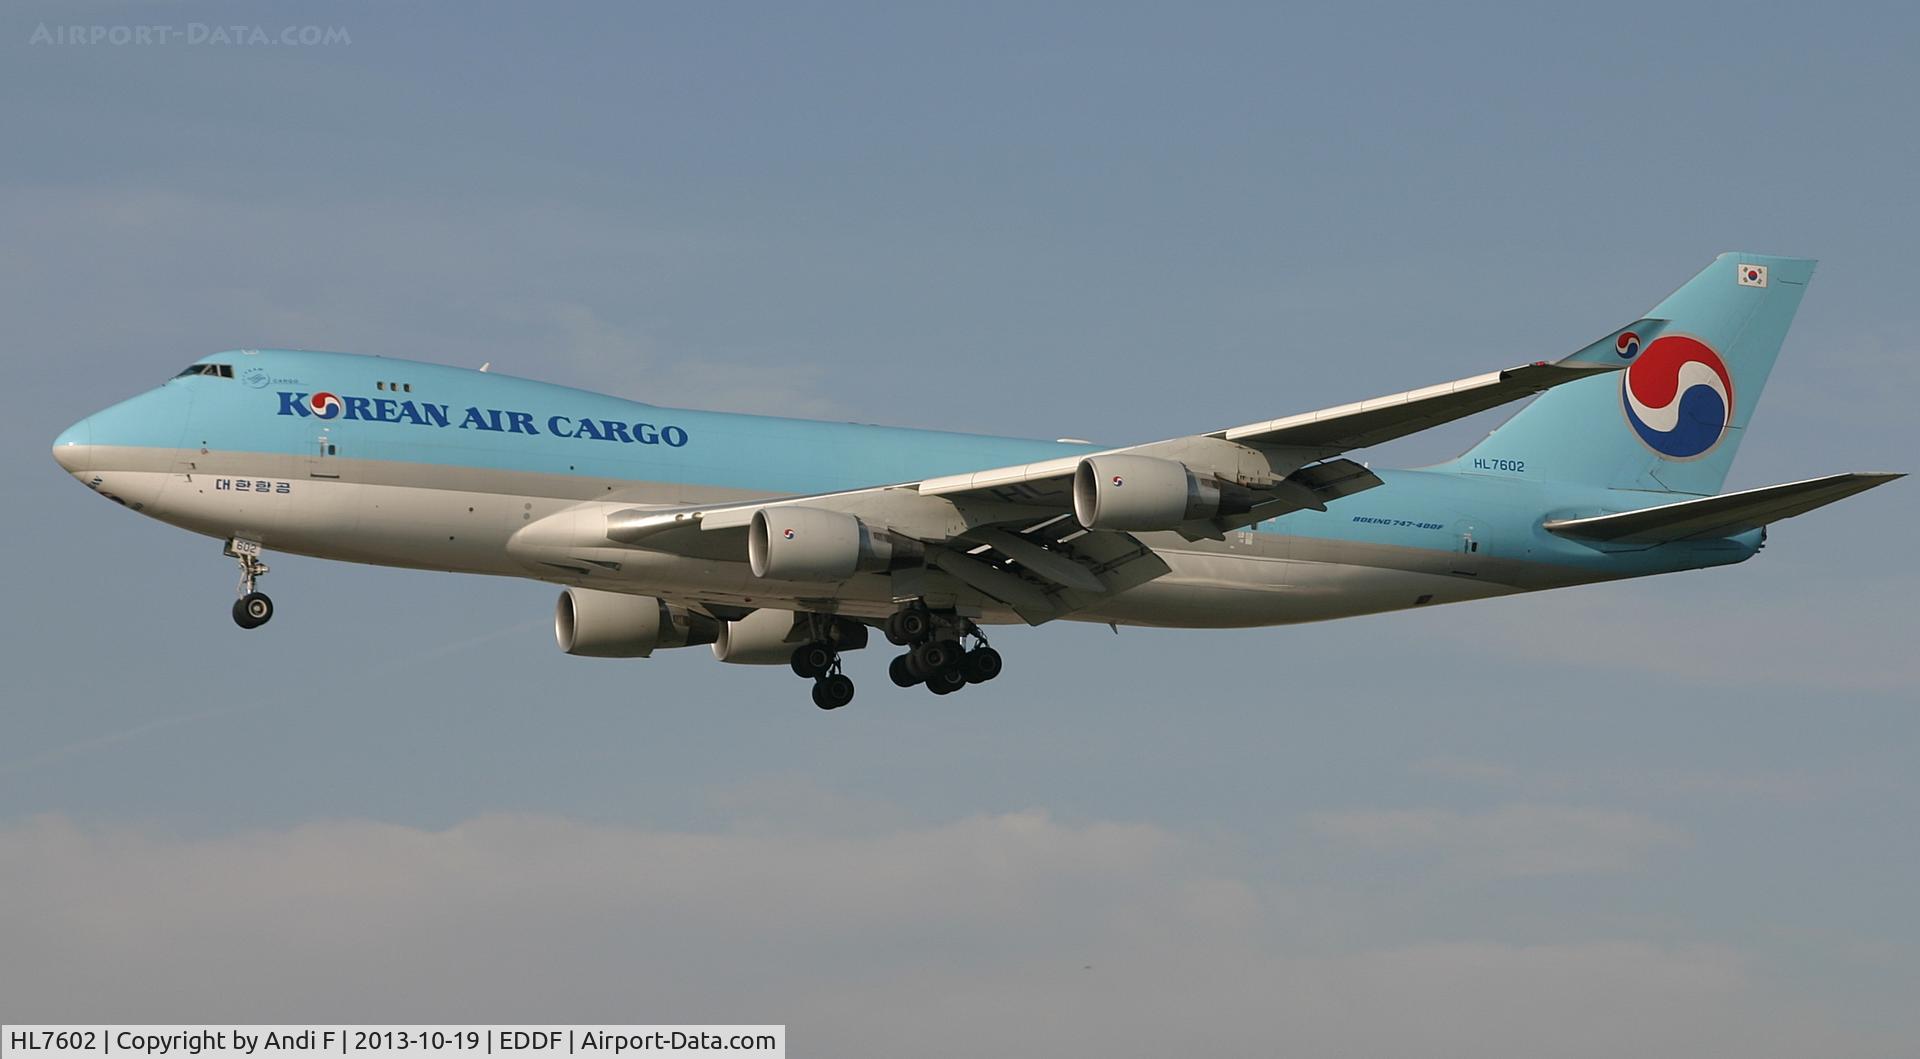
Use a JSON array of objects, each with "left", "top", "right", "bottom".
[{"left": 1737, "top": 262, "right": 1769, "bottom": 288}]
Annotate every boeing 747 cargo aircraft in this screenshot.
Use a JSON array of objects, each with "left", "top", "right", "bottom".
[{"left": 53, "top": 253, "right": 1899, "bottom": 708}]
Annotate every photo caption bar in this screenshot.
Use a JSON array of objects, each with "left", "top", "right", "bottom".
[{"left": 1, "top": 1028, "right": 783, "bottom": 1059}]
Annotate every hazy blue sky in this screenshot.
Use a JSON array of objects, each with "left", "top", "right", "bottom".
[{"left": 3, "top": 2, "right": 1916, "bottom": 1054}]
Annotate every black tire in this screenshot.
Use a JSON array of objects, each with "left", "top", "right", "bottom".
[
  {"left": 914, "top": 638, "right": 960, "bottom": 673},
  {"left": 896, "top": 608, "right": 932, "bottom": 643},
  {"left": 790, "top": 642, "right": 834, "bottom": 679},
  {"left": 834, "top": 622, "right": 870, "bottom": 652},
  {"left": 962, "top": 646, "right": 1003, "bottom": 684},
  {"left": 926, "top": 668, "right": 967, "bottom": 695},
  {"left": 884, "top": 611, "right": 913, "bottom": 646},
  {"left": 889, "top": 654, "right": 923, "bottom": 688},
  {"left": 232, "top": 592, "right": 273, "bottom": 629},
  {"left": 814, "top": 673, "right": 855, "bottom": 710}
]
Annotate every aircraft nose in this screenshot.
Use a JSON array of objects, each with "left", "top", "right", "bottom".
[{"left": 52, "top": 416, "right": 93, "bottom": 475}]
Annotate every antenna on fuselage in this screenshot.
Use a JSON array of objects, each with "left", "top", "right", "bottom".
[{"left": 478, "top": 362, "right": 491, "bottom": 373}]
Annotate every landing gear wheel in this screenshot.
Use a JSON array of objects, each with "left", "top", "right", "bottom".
[
  {"left": 812, "top": 673, "right": 855, "bottom": 710},
  {"left": 232, "top": 592, "right": 273, "bottom": 629},
  {"left": 926, "top": 668, "right": 967, "bottom": 695},
  {"left": 888, "top": 607, "right": 932, "bottom": 646},
  {"left": 790, "top": 642, "right": 835, "bottom": 679},
  {"left": 962, "top": 646, "right": 1003, "bottom": 684},
  {"left": 889, "top": 654, "right": 924, "bottom": 688},
  {"left": 912, "top": 638, "right": 962, "bottom": 674},
  {"left": 225, "top": 538, "right": 273, "bottom": 630}
]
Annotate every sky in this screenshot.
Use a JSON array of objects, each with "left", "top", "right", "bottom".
[{"left": 2, "top": 1, "right": 1917, "bottom": 1054}]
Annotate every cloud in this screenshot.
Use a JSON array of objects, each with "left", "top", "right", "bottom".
[
  {"left": 0, "top": 811, "right": 1883, "bottom": 1057},
  {"left": 1306, "top": 803, "right": 1686, "bottom": 877}
]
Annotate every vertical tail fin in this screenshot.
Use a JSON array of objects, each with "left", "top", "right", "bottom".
[{"left": 1450, "top": 252, "right": 1814, "bottom": 495}]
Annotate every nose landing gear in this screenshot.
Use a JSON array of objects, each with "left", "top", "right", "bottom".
[
  {"left": 225, "top": 538, "right": 274, "bottom": 629},
  {"left": 233, "top": 592, "right": 274, "bottom": 629}
]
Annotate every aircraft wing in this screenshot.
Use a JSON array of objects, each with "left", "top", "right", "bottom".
[
  {"left": 914, "top": 317, "right": 1655, "bottom": 504},
  {"left": 531, "top": 324, "right": 1644, "bottom": 623}
]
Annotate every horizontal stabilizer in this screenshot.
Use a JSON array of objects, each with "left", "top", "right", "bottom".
[{"left": 1543, "top": 472, "right": 1902, "bottom": 544}]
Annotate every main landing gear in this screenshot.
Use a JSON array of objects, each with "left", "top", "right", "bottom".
[
  {"left": 793, "top": 644, "right": 856, "bottom": 711},
  {"left": 884, "top": 603, "right": 1003, "bottom": 697},
  {"left": 226, "top": 538, "right": 274, "bottom": 630},
  {"left": 787, "top": 604, "right": 1006, "bottom": 710},
  {"left": 789, "top": 616, "right": 868, "bottom": 710}
]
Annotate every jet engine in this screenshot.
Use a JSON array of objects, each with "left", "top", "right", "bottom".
[
  {"left": 554, "top": 588, "right": 719, "bottom": 658},
  {"left": 748, "top": 507, "right": 923, "bottom": 581},
  {"left": 1072, "top": 454, "right": 1254, "bottom": 531}
]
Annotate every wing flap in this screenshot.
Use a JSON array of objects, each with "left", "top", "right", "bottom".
[
  {"left": 1040, "top": 527, "right": 1172, "bottom": 618},
  {"left": 932, "top": 522, "right": 1172, "bottom": 624},
  {"left": 965, "top": 527, "right": 1109, "bottom": 593},
  {"left": 1543, "top": 472, "right": 1902, "bottom": 544}
]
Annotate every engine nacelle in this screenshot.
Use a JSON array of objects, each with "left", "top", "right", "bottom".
[
  {"left": 712, "top": 608, "right": 871, "bottom": 665},
  {"left": 1072, "top": 454, "right": 1253, "bottom": 531},
  {"left": 554, "top": 588, "right": 719, "bottom": 658},
  {"left": 748, "top": 506, "right": 922, "bottom": 581}
]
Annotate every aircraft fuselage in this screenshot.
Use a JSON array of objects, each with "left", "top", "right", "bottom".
[{"left": 53, "top": 349, "right": 1756, "bottom": 631}]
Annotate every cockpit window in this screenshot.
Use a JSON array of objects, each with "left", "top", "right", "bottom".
[{"left": 174, "top": 364, "right": 234, "bottom": 379}]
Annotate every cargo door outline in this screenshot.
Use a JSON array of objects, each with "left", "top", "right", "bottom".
[
  {"left": 309, "top": 425, "right": 342, "bottom": 478},
  {"left": 1452, "top": 517, "right": 1487, "bottom": 577}
]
